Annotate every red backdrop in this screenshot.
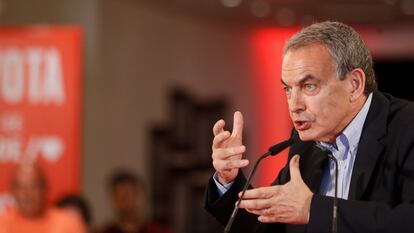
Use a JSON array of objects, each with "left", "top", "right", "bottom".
[
  {"left": 250, "top": 28, "right": 297, "bottom": 186},
  {"left": 0, "top": 27, "right": 83, "bottom": 212}
]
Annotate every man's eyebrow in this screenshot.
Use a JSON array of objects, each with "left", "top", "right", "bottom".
[
  {"left": 281, "top": 75, "right": 316, "bottom": 86},
  {"left": 298, "top": 75, "right": 315, "bottom": 85}
]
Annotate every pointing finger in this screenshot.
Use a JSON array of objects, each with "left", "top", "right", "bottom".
[{"left": 232, "top": 111, "right": 244, "bottom": 140}]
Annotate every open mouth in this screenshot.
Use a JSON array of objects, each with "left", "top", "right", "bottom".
[{"left": 294, "top": 121, "right": 311, "bottom": 131}]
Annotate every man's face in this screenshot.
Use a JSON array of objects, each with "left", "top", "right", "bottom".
[
  {"left": 111, "top": 182, "right": 143, "bottom": 218},
  {"left": 12, "top": 166, "right": 46, "bottom": 218},
  {"left": 282, "top": 43, "right": 356, "bottom": 143}
]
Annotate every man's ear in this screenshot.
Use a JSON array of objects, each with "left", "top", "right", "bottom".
[{"left": 347, "top": 68, "right": 366, "bottom": 102}]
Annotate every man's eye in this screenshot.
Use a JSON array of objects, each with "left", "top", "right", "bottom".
[
  {"left": 283, "top": 86, "right": 292, "bottom": 94},
  {"left": 304, "top": 83, "right": 316, "bottom": 91}
]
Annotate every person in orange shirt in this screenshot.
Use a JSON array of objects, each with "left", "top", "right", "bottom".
[{"left": 0, "top": 161, "right": 86, "bottom": 233}]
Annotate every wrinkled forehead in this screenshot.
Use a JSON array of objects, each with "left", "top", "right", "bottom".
[
  {"left": 281, "top": 44, "right": 339, "bottom": 87},
  {"left": 283, "top": 42, "right": 335, "bottom": 64}
]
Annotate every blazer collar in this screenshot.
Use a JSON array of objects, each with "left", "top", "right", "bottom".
[{"left": 348, "top": 91, "right": 388, "bottom": 200}]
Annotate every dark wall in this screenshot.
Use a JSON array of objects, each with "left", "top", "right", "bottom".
[{"left": 374, "top": 60, "right": 414, "bottom": 101}]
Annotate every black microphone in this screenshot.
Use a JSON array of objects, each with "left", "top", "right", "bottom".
[
  {"left": 326, "top": 153, "right": 338, "bottom": 233},
  {"left": 223, "top": 137, "right": 295, "bottom": 233}
]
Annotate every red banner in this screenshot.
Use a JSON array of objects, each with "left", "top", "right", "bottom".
[
  {"left": 250, "top": 28, "right": 297, "bottom": 186},
  {"left": 0, "top": 27, "right": 83, "bottom": 212}
]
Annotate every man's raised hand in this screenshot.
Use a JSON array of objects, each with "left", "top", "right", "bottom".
[{"left": 212, "top": 111, "right": 249, "bottom": 184}]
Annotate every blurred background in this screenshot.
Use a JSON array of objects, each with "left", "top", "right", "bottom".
[{"left": 0, "top": 0, "right": 414, "bottom": 232}]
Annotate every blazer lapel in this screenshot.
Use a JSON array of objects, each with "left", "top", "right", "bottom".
[
  {"left": 348, "top": 91, "right": 387, "bottom": 200},
  {"left": 301, "top": 145, "right": 330, "bottom": 193},
  {"left": 348, "top": 135, "right": 384, "bottom": 199},
  {"left": 289, "top": 139, "right": 329, "bottom": 193},
  {"left": 276, "top": 135, "right": 329, "bottom": 193}
]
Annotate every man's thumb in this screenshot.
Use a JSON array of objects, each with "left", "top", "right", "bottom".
[{"left": 289, "top": 154, "right": 302, "bottom": 182}]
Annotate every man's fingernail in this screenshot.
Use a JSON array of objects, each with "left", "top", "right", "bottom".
[
  {"left": 238, "top": 146, "right": 245, "bottom": 152},
  {"left": 294, "top": 155, "right": 299, "bottom": 163}
]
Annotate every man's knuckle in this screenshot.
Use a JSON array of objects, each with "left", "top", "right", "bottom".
[
  {"left": 226, "top": 160, "right": 235, "bottom": 169},
  {"left": 213, "top": 160, "right": 223, "bottom": 170}
]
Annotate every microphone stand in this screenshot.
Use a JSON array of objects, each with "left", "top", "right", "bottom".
[
  {"left": 223, "top": 138, "right": 294, "bottom": 233},
  {"left": 326, "top": 153, "right": 338, "bottom": 233}
]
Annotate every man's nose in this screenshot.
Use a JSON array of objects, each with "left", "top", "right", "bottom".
[{"left": 289, "top": 90, "right": 305, "bottom": 114}]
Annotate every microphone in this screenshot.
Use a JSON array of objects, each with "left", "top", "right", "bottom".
[
  {"left": 326, "top": 153, "right": 338, "bottom": 233},
  {"left": 223, "top": 137, "right": 295, "bottom": 233}
]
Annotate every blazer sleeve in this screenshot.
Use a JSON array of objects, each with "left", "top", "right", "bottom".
[
  {"left": 204, "top": 172, "right": 257, "bottom": 233},
  {"left": 204, "top": 171, "right": 287, "bottom": 233}
]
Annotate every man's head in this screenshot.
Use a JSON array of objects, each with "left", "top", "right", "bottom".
[
  {"left": 282, "top": 21, "right": 376, "bottom": 143},
  {"left": 107, "top": 169, "right": 146, "bottom": 220},
  {"left": 10, "top": 161, "right": 47, "bottom": 218}
]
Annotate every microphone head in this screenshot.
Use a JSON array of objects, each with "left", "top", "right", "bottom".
[{"left": 268, "top": 137, "right": 294, "bottom": 155}]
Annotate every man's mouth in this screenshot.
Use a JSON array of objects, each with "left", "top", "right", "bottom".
[{"left": 294, "top": 120, "right": 312, "bottom": 131}]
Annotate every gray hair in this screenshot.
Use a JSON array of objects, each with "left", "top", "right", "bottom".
[{"left": 283, "top": 21, "right": 376, "bottom": 95}]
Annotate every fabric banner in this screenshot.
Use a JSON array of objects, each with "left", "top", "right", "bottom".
[
  {"left": 0, "top": 27, "right": 83, "bottom": 213},
  {"left": 250, "top": 28, "right": 297, "bottom": 186}
]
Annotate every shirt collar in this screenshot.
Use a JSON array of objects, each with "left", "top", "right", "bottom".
[
  {"left": 317, "top": 93, "right": 373, "bottom": 155},
  {"left": 342, "top": 93, "right": 372, "bottom": 150}
]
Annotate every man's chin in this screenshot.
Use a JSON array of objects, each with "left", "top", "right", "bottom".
[{"left": 297, "top": 131, "right": 316, "bottom": 142}]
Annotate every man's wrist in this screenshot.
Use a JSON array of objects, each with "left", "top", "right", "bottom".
[{"left": 213, "top": 173, "right": 235, "bottom": 196}]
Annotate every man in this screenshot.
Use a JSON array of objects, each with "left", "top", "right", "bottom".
[
  {"left": 205, "top": 21, "right": 414, "bottom": 233},
  {"left": 99, "top": 169, "right": 171, "bottom": 233},
  {"left": 0, "top": 161, "right": 86, "bottom": 233}
]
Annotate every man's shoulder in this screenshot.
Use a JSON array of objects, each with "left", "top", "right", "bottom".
[
  {"left": 45, "top": 207, "right": 86, "bottom": 232},
  {"left": 0, "top": 207, "right": 19, "bottom": 223},
  {"left": 372, "top": 92, "right": 414, "bottom": 149},
  {"left": 380, "top": 92, "right": 414, "bottom": 125},
  {"left": 370, "top": 91, "right": 414, "bottom": 126},
  {"left": 45, "top": 207, "right": 70, "bottom": 219}
]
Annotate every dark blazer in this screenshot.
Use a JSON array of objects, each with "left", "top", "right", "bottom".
[{"left": 205, "top": 91, "right": 414, "bottom": 233}]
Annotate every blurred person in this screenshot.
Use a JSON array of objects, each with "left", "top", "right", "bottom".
[
  {"left": 205, "top": 21, "right": 414, "bottom": 233},
  {"left": 99, "top": 169, "right": 171, "bottom": 233},
  {"left": 0, "top": 161, "right": 86, "bottom": 233},
  {"left": 56, "top": 194, "right": 93, "bottom": 232}
]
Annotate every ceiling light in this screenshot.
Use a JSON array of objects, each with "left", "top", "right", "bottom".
[
  {"left": 383, "top": 0, "right": 398, "bottom": 5},
  {"left": 401, "top": 0, "right": 414, "bottom": 15},
  {"left": 251, "top": 0, "right": 271, "bottom": 18},
  {"left": 220, "top": 0, "right": 242, "bottom": 8},
  {"left": 275, "top": 7, "right": 296, "bottom": 27}
]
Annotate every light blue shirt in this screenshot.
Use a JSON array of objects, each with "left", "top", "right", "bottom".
[
  {"left": 318, "top": 93, "right": 372, "bottom": 199},
  {"left": 213, "top": 172, "right": 235, "bottom": 196},
  {"left": 214, "top": 93, "right": 373, "bottom": 198}
]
